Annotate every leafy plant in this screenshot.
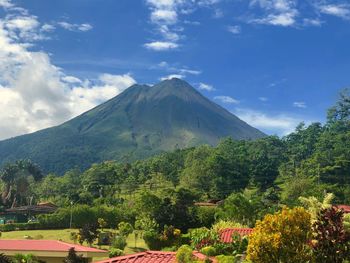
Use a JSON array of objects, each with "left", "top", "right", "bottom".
[
  {"left": 176, "top": 245, "right": 193, "bottom": 263},
  {"left": 111, "top": 235, "right": 127, "bottom": 250},
  {"left": 78, "top": 223, "right": 100, "bottom": 246},
  {"left": 108, "top": 248, "right": 124, "bottom": 258},
  {"left": 247, "top": 207, "right": 312, "bottom": 263},
  {"left": 63, "top": 248, "right": 86, "bottom": 263},
  {"left": 311, "top": 207, "right": 350, "bottom": 263}
]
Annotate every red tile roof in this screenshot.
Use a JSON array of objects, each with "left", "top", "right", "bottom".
[
  {"left": 220, "top": 228, "right": 253, "bottom": 243},
  {"left": 0, "top": 240, "right": 106, "bottom": 253},
  {"left": 96, "top": 251, "right": 216, "bottom": 263},
  {"left": 96, "top": 251, "right": 176, "bottom": 263},
  {"left": 335, "top": 205, "right": 350, "bottom": 213}
]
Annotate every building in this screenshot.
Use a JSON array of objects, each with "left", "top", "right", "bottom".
[
  {"left": 0, "top": 202, "right": 58, "bottom": 224},
  {"left": 219, "top": 228, "right": 254, "bottom": 243},
  {"left": 0, "top": 240, "right": 107, "bottom": 263},
  {"left": 95, "top": 250, "right": 214, "bottom": 263}
]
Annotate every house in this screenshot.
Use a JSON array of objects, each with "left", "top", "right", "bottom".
[
  {"left": 94, "top": 250, "right": 215, "bottom": 263},
  {"left": 335, "top": 205, "right": 350, "bottom": 214},
  {"left": 0, "top": 240, "right": 107, "bottom": 263},
  {"left": 219, "top": 228, "right": 254, "bottom": 243},
  {"left": 0, "top": 202, "right": 57, "bottom": 224}
]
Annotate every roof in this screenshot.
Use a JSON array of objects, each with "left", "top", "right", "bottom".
[
  {"left": 0, "top": 240, "right": 106, "bottom": 253},
  {"left": 3, "top": 204, "right": 57, "bottom": 214},
  {"left": 335, "top": 205, "right": 350, "bottom": 213},
  {"left": 95, "top": 251, "right": 216, "bottom": 263},
  {"left": 220, "top": 228, "right": 254, "bottom": 243},
  {"left": 95, "top": 251, "right": 176, "bottom": 263}
]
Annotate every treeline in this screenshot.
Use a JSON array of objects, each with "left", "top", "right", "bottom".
[{"left": 1, "top": 90, "right": 350, "bottom": 230}]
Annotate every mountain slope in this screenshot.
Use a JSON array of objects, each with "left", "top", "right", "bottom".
[{"left": 0, "top": 78, "right": 265, "bottom": 174}]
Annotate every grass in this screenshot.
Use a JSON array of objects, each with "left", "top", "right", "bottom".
[{"left": 1, "top": 228, "right": 148, "bottom": 257}]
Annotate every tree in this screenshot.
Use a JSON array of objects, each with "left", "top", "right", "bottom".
[
  {"left": 63, "top": 248, "right": 86, "bottom": 263},
  {"left": 327, "top": 88, "right": 350, "bottom": 130},
  {"left": 78, "top": 223, "right": 100, "bottom": 246},
  {"left": 299, "top": 193, "right": 334, "bottom": 221},
  {"left": 247, "top": 207, "right": 312, "bottom": 263},
  {"left": 0, "top": 160, "right": 43, "bottom": 208},
  {"left": 312, "top": 207, "right": 350, "bottom": 263},
  {"left": 118, "top": 222, "right": 133, "bottom": 237}
]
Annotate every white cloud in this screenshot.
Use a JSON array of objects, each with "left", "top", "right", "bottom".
[
  {"left": 144, "top": 0, "right": 221, "bottom": 51},
  {"left": 198, "top": 82, "right": 215, "bottom": 91},
  {"left": 213, "top": 9, "right": 224, "bottom": 18},
  {"left": 58, "top": 22, "right": 93, "bottom": 32},
  {"left": 303, "top": 18, "right": 323, "bottom": 26},
  {"left": 318, "top": 4, "right": 350, "bottom": 19},
  {"left": 249, "top": 0, "right": 298, "bottom": 26},
  {"left": 160, "top": 74, "right": 185, "bottom": 81},
  {"left": 293, "top": 101, "right": 307, "bottom": 108},
  {"left": 259, "top": 97, "right": 268, "bottom": 101},
  {"left": 179, "top": 68, "right": 201, "bottom": 75},
  {"left": 0, "top": 0, "right": 13, "bottom": 8},
  {"left": 41, "top": 23, "right": 56, "bottom": 32},
  {"left": 62, "top": 76, "right": 82, "bottom": 84},
  {"left": 252, "top": 11, "right": 297, "bottom": 26},
  {"left": 214, "top": 95, "right": 240, "bottom": 104},
  {"left": 234, "top": 108, "right": 308, "bottom": 136},
  {"left": 144, "top": 41, "right": 179, "bottom": 51},
  {"left": 151, "top": 9, "right": 178, "bottom": 24},
  {"left": 227, "top": 25, "right": 241, "bottom": 34},
  {"left": 0, "top": 1, "right": 135, "bottom": 140}
]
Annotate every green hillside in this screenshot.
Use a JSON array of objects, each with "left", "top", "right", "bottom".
[{"left": 0, "top": 78, "right": 265, "bottom": 174}]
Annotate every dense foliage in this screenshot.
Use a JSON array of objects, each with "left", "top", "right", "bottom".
[
  {"left": 312, "top": 207, "right": 350, "bottom": 262},
  {"left": 246, "top": 207, "right": 312, "bottom": 263},
  {"left": 1, "top": 89, "right": 350, "bottom": 261}
]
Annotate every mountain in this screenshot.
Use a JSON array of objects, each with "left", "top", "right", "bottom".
[{"left": 0, "top": 78, "right": 265, "bottom": 174}]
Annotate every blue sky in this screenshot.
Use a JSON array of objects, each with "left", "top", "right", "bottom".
[{"left": 0, "top": 0, "right": 349, "bottom": 139}]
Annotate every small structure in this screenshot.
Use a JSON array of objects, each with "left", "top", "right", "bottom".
[
  {"left": 0, "top": 202, "right": 57, "bottom": 224},
  {"left": 95, "top": 250, "right": 213, "bottom": 263},
  {"left": 194, "top": 200, "right": 223, "bottom": 207},
  {"left": 0, "top": 240, "right": 107, "bottom": 263},
  {"left": 220, "top": 228, "right": 254, "bottom": 243}
]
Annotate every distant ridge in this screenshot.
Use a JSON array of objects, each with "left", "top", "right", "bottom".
[{"left": 0, "top": 78, "right": 265, "bottom": 174}]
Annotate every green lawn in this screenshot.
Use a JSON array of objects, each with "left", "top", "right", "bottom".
[{"left": 1, "top": 229, "right": 148, "bottom": 256}]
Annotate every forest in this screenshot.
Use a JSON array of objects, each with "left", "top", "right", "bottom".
[{"left": 1, "top": 90, "right": 350, "bottom": 262}]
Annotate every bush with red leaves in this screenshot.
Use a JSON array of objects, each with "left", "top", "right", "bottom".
[{"left": 312, "top": 207, "right": 350, "bottom": 263}]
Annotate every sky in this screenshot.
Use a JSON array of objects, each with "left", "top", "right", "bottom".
[{"left": 0, "top": 0, "right": 349, "bottom": 140}]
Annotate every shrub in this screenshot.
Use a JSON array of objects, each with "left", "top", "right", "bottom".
[
  {"left": 312, "top": 207, "right": 350, "bottom": 263},
  {"left": 143, "top": 230, "right": 163, "bottom": 250},
  {"left": 247, "top": 207, "right": 312, "bottom": 263},
  {"left": 118, "top": 222, "right": 133, "bottom": 237},
  {"left": 200, "top": 246, "right": 217, "bottom": 256},
  {"left": 108, "top": 248, "right": 124, "bottom": 258},
  {"left": 189, "top": 227, "right": 219, "bottom": 250},
  {"left": 78, "top": 223, "right": 100, "bottom": 246},
  {"left": 176, "top": 245, "right": 193, "bottom": 263},
  {"left": 216, "top": 255, "right": 237, "bottom": 263},
  {"left": 0, "top": 223, "right": 41, "bottom": 232},
  {"left": 111, "top": 235, "right": 127, "bottom": 250}
]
